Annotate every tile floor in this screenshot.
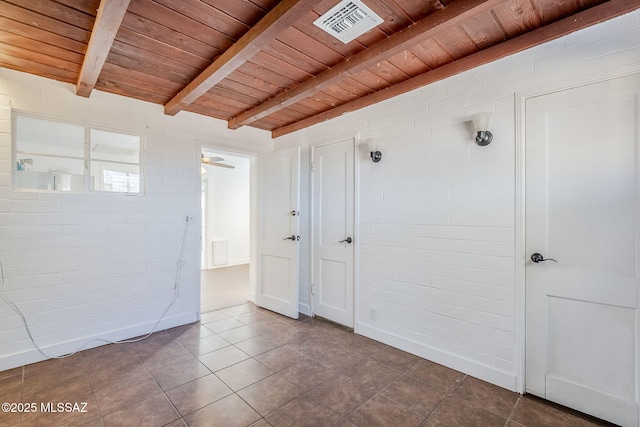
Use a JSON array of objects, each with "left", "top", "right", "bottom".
[{"left": 0, "top": 302, "right": 615, "bottom": 427}]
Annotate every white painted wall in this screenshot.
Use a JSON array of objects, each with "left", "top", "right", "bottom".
[
  {"left": 274, "top": 11, "right": 640, "bottom": 391},
  {"left": 0, "top": 68, "right": 271, "bottom": 371},
  {"left": 201, "top": 153, "right": 251, "bottom": 269}
]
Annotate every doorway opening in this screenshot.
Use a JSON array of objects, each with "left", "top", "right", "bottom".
[{"left": 200, "top": 149, "right": 251, "bottom": 313}]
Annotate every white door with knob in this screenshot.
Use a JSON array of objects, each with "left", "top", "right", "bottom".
[
  {"left": 256, "top": 147, "right": 300, "bottom": 319},
  {"left": 312, "top": 139, "right": 355, "bottom": 327},
  {"left": 525, "top": 74, "right": 640, "bottom": 426}
]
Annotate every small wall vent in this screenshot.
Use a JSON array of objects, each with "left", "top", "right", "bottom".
[
  {"left": 212, "top": 240, "right": 229, "bottom": 266},
  {"left": 313, "top": 0, "right": 383, "bottom": 44}
]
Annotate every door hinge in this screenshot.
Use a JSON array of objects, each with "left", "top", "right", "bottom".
[
  {"left": 311, "top": 285, "right": 315, "bottom": 295},
  {"left": 311, "top": 161, "right": 315, "bottom": 172}
]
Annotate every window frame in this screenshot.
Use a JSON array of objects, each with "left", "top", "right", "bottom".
[{"left": 12, "top": 111, "right": 145, "bottom": 195}]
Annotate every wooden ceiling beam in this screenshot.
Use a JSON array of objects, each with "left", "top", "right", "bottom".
[
  {"left": 164, "top": 0, "right": 317, "bottom": 116},
  {"left": 271, "top": 0, "right": 640, "bottom": 138},
  {"left": 76, "top": 0, "right": 130, "bottom": 97},
  {"left": 228, "top": 0, "right": 504, "bottom": 130}
]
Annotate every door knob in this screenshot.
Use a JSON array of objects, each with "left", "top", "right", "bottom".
[
  {"left": 531, "top": 253, "right": 557, "bottom": 263},
  {"left": 283, "top": 235, "right": 297, "bottom": 241},
  {"left": 339, "top": 237, "right": 353, "bottom": 244}
]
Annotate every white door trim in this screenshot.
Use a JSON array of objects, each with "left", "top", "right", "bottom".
[
  {"left": 514, "top": 63, "right": 640, "bottom": 394},
  {"left": 200, "top": 179, "right": 208, "bottom": 269},
  {"left": 195, "top": 141, "right": 203, "bottom": 320},
  {"left": 353, "top": 138, "right": 361, "bottom": 334}
]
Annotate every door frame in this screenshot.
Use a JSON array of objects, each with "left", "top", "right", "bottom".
[
  {"left": 514, "top": 63, "right": 640, "bottom": 394},
  {"left": 309, "top": 137, "right": 358, "bottom": 330},
  {"left": 201, "top": 179, "right": 208, "bottom": 269},
  {"left": 196, "top": 142, "right": 259, "bottom": 315}
]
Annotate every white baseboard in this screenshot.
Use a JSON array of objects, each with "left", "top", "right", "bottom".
[
  {"left": 0, "top": 311, "right": 198, "bottom": 372},
  {"left": 299, "top": 303, "right": 311, "bottom": 316},
  {"left": 357, "top": 322, "right": 517, "bottom": 392}
]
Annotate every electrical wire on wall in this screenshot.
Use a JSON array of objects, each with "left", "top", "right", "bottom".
[{"left": 0, "top": 217, "right": 192, "bottom": 360}]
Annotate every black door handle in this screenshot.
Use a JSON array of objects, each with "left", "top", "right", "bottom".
[
  {"left": 283, "top": 235, "right": 296, "bottom": 241},
  {"left": 339, "top": 237, "right": 353, "bottom": 244},
  {"left": 531, "top": 253, "right": 557, "bottom": 263}
]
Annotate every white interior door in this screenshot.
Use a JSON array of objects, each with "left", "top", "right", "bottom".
[
  {"left": 312, "top": 139, "right": 354, "bottom": 327},
  {"left": 257, "top": 147, "right": 300, "bottom": 319},
  {"left": 525, "top": 74, "right": 640, "bottom": 427}
]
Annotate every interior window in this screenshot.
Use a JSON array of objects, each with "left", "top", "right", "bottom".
[
  {"left": 15, "top": 115, "right": 85, "bottom": 191},
  {"left": 14, "top": 113, "right": 143, "bottom": 194},
  {"left": 89, "top": 129, "right": 141, "bottom": 193}
]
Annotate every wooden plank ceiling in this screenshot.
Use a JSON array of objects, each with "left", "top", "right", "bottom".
[{"left": 0, "top": 0, "right": 638, "bottom": 138}]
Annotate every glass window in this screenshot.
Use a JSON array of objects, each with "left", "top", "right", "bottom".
[
  {"left": 14, "top": 113, "right": 143, "bottom": 194},
  {"left": 15, "top": 116, "right": 85, "bottom": 191},
  {"left": 89, "top": 129, "right": 141, "bottom": 193}
]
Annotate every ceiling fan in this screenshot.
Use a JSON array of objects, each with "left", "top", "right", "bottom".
[{"left": 201, "top": 154, "right": 235, "bottom": 169}]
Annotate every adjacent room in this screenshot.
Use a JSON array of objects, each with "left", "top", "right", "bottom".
[
  {"left": 0, "top": 0, "right": 639, "bottom": 426},
  {"left": 200, "top": 150, "right": 251, "bottom": 312}
]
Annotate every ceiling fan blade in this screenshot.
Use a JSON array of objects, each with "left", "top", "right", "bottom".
[
  {"left": 202, "top": 156, "right": 224, "bottom": 162},
  {"left": 203, "top": 161, "right": 235, "bottom": 169}
]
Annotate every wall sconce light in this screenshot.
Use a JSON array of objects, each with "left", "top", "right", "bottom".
[
  {"left": 471, "top": 112, "right": 493, "bottom": 146},
  {"left": 370, "top": 150, "right": 382, "bottom": 162},
  {"left": 356, "top": 134, "right": 383, "bottom": 163},
  {"left": 367, "top": 140, "right": 382, "bottom": 163}
]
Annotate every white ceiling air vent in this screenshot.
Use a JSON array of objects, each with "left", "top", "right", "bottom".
[{"left": 313, "top": 0, "right": 383, "bottom": 44}]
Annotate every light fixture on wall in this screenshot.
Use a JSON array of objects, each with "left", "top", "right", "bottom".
[
  {"left": 370, "top": 150, "right": 382, "bottom": 163},
  {"left": 367, "top": 139, "right": 382, "bottom": 163},
  {"left": 471, "top": 112, "right": 493, "bottom": 146},
  {"left": 356, "top": 133, "right": 383, "bottom": 163}
]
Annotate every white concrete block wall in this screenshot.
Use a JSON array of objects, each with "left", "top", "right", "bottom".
[
  {"left": 0, "top": 68, "right": 271, "bottom": 371},
  {"left": 274, "top": 11, "right": 640, "bottom": 391}
]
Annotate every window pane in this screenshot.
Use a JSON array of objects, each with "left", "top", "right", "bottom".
[
  {"left": 90, "top": 161, "right": 140, "bottom": 193},
  {"left": 16, "top": 115, "right": 84, "bottom": 157},
  {"left": 90, "top": 129, "right": 140, "bottom": 163}
]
